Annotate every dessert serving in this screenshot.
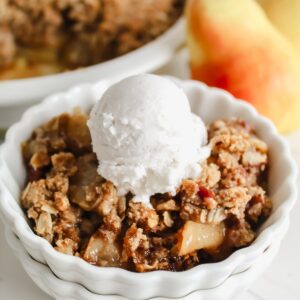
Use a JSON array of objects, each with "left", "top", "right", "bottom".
[
  {"left": 0, "top": 0, "right": 184, "bottom": 80},
  {"left": 20, "top": 74, "right": 272, "bottom": 272}
]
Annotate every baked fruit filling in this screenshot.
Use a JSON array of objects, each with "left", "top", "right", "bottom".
[
  {"left": 21, "top": 111, "right": 272, "bottom": 272},
  {"left": 0, "top": 0, "right": 184, "bottom": 80}
]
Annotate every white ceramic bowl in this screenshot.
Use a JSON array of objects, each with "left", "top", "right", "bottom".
[
  {"left": 0, "top": 19, "right": 184, "bottom": 128},
  {"left": 0, "top": 77, "right": 297, "bottom": 299},
  {"left": 5, "top": 227, "right": 281, "bottom": 300}
]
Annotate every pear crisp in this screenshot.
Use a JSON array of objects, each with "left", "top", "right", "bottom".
[
  {"left": 21, "top": 112, "right": 271, "bottom": 272},
  {"left": 0, "top": 0, "right": 184, "bottom": 79}
]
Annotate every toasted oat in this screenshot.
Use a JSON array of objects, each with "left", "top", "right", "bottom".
[
  {"left": 36, "top": 212, "right": 53, "bottom": 242},
  {"left": 197, "top": 162, "right": 221, "bottom": 188},
  {"left": 218, "top": 187, "right": 251, "bottom": 219},
  {"left": 96, "top": 181, "right": 118, "bottom": 216},
  {"left": 156, "top": 199, "right": 179, "bottom": 211},
  {"left": 162, "top": 211, "right": 174, "bottom": 227},
  {"left": 55, "top": 238, "right": 77, "bottom": 256},
  {"left": 242, "top": 151, "right": 267, "bottom": 167},
  {"left": 127, "top": 201, "right": 159, "bottom": 232},
  {"left": 30, "top": 151, "right": 50, "bottom": 170}
]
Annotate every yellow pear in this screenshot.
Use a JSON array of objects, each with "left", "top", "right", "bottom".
[
  {"left": 186, "top": 0, "right": 300, "bottom": 132},
  {"left": 260, "top": 0, "right": 300, "bottom": 56}
]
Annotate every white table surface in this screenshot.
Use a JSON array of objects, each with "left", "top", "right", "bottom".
[{"left": 1, "top": 55, "right": 300, "bottom": 300}]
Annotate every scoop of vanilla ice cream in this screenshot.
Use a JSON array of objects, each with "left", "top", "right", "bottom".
[{"left": 87, "top": 74, "right": 210, "bottom": 204}]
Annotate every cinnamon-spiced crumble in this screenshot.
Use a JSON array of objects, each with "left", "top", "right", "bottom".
[
  {"left": 20, "top": 111, "right": 272, "bottom": 272},
  {"left": 0, "top": 0, "right": 184, "bottom": 80}
]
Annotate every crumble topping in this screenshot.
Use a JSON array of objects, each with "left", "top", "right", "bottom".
[
  {"left": 0, "top": 0, "right": 184, "bottom": 79},
  {"left": 20, "top": 112, "right": 272, "bottom": 272}
]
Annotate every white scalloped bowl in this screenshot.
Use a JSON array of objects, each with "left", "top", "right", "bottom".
[
  {"left": 0, "top": 77, "right": 298, "bottom": 299},
  {"left": 4, "top": 227, "right": 281, "bottom": 300}
]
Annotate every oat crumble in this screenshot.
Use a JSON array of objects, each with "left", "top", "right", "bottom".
[
  {"left": 0, "top": 0, "right": 184, "bottom": 79},
  {"left": 20, "top": 112, "right": 272, "bottom": 272}
]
